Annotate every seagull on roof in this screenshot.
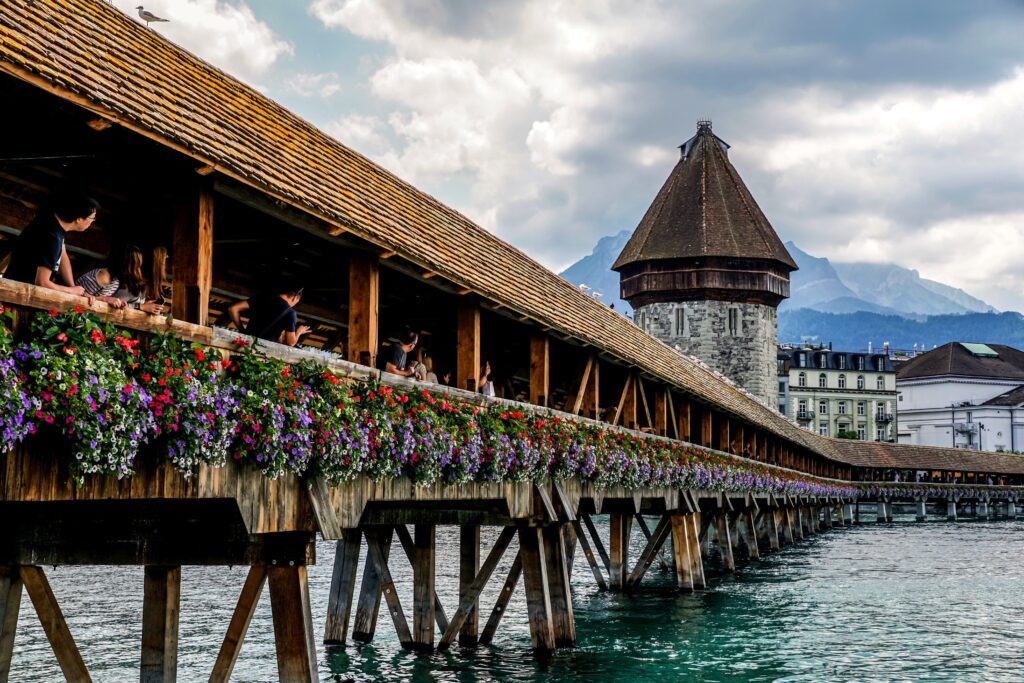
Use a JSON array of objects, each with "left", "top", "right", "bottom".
[{"left": 136, "top": 6, "right": 169, "bottom": 27}]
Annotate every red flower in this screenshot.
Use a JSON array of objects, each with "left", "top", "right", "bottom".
[
  {"left": 158, "top": 378, "right": 166, "bottom": 386},
  {"left": 49, "top": 309, "right": 58, "bottom": 316},
  {"left": 233, "top": 337, "right": 249, "bottom": 348},
  {"left": 194, "top": 349, "right": 205, "bottom": 362},
  {"left": 141, "top": 373, "right": 151, "bottom": 382},
  {"left": 73, "top": 305, "right": 83, "bottom": 314},
  {"left": 56, "top": 333, "right": 68, "bottom": 342}
]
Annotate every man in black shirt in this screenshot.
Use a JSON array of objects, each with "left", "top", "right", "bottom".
[
  {"left": 4, "top": 194, "right": 99, "bottom": 298},
  {"left": 382, "top": 330, "right": 419, "bottom": 377},
  {"left": 227, "top": 286, "right": 311, "bottom": 346}
]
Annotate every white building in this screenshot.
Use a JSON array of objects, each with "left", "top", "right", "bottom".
[{"left": 896, "top": 342, "right": 1024, "bottom": 452}]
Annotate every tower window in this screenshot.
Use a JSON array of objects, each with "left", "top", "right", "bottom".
[
  {"left": 728, "top": 307, "right": 739, "bottom": 336},
  {"left": 636, "top": 310, "right": 648, "bottom": 332},
  {"left": 674, "top": 306, "right": 688, "bottom": 337}
]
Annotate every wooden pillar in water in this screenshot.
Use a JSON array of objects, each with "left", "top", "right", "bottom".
[
  {"left": 347, "top": 253, "right": 379, "bottom": 366},
  {"left": 609, "top": 513, "right": 632, "bottom": 589},
  {"left": 542, "top": 525, "right": 576, "bottom": 648},
  {"left": 714, "top": 513, "right": 735, "bottom": 571},
  {"left": 172, "top": 186, "right": 214, "bottom": 324},
  {"left": 1009, "top": 499, "right": 1017, "bottom": 519},
  {"left": 916, "top": 498, "right": 927, "bottom": 522},
  {"left": 459, "top": 525, "right": 481, "bottom": 646},
  {"left": 0, "top": 567, "right": 23, "bottom": 683},
  {"left": 210, "top": 566, "right": 267, "bottom": 683},
  {"left": 670, "top": 515, "right": 693, "bottom": 591},
  {"left": 19, "top": 566, "right": 91, "bottom": 683},
  {"left": 324, "top": 529, "right": 361, "bottom": 644},
  {"left": 352, "top": 528, "right": 393, "bottom": 642},
  {"left": 820, "top": 506, "right": 832, "bottom": 529},
  {"left": 793, "top": 507, "right": 805, "bottom": 541},
  {"left": 267, "top": 566, "right": 319, "bottom": 682},
  {"left": 140, "top": 566, "right": 180, "bottom": 683},
  {"left": 457, "top": 303, "right": 481, "bottom": 392},
  {"left": 529, "top": 334, "right": 549, "bottom": 407},
  {"left": 517, "top": 527, "right": 555, "bottom": 652},
  {"left": 741, "top": 510, "right": 760, "bottom": 559},
  {"left": 946, "top": 498, "right": 957, "bottom": 521},
  {"left": 412, "top": 525, "right": 436, "bottom": 652}
]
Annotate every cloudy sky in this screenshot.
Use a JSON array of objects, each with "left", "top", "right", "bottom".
[{"left": 120, "top": 1, "right": 1024, "bottom": 310}]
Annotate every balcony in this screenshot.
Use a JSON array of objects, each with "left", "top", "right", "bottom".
[
  {"left": 875, "top": 413, "right": 894, "bottom": 424},
  {"left": 796, "top": 410, "right": 814, "bottom": 423}
]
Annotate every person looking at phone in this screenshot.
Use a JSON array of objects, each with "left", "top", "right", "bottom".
[
  {"left": 227, "top": 285, "right": 311, "bottom": 346},
  {"left": 381, "top": 330, "right": 419, "bottom": 377},
  {"left": 479, "top": 361, "right": 496, "bottom": 397}
]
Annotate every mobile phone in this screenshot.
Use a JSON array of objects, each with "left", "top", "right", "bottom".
[{"left": 154, "top": 296, "right": 166, "bottom": 305}]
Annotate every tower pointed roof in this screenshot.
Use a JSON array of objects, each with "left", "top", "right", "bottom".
[{"left": 613, "top": 121, "right": 797, "bottom": 271}]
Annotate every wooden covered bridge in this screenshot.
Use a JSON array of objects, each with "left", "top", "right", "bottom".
[{"left": 1, "top": 2, "right": 1023, "bottom": 681}]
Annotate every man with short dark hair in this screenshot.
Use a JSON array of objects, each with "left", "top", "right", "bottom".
[
  {"left": 383, "top": 330, "right": 418, "bottom": 377},
  {"left": 4, "top": 194, "right": 99, "bottom": 298},
  {"left": 227, "top": 286, "right": 311, "bottom": 347}
]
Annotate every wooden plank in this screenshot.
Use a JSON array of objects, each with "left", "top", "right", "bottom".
[
  {"left": 718, "top": 416, "right": 730, "bottom": 453},
  {"left": 570, "top": 520, "right": 607, "bottom": 590},
  {"left": 637, "top": 377, "right": 654, "bottom": 430},
  {"left": 394, "top": 525, "right": 449, "bottom": 634},
  {"left": 620, "top": 375, "right": 638, "bottom": 429},
  {"left": 581, "top": 513, "right": 611, "bottom": 573},
  {"left": 653, "top": 386, "right": 668, "bottom": 437},
  {"left": 529, "top": 334, "right": 550, "bottom": 407},
  {"left": 351, "top": 527, "right": 393, "bottom": 642},
  {"left": 714, "top": 514, "right": 735, "bottom": 572},
  {"left": 730, "top": 422, "right": 744, "bottom": 456},
  {"left": 552, "top": 482, "right": 577, "bottom": 522},
  {"left": 582, "top": 357, "right": 600, "bottom": 420},
  {"left": 535, "top": 484, "right": 558, "bottom": 522},
  {"left": 458, "top": 525, "right": 480, "bottom": 646},
  {"left": 608, "top": 513, "right": 632, "bottom": 590},
  {"left": 171, "top": 186, "right": 214, "bottom": 324},
  {"left": 140, "top": 566, "right": 181, "bottom": 683},
  {"left": 542, "top": 525, "right": 576, "bottom": 647},
  {"left": 457, "top": 303, "right": 481, "bottom": 391},
  {"left": 209, "top": 565, "right": 267, "bottom": 683},
  {"left": 678, "top": 398, "right": 692, "bottom": 442},
  {"left": 742, "top": 510, "right": 760, "bottom": 560},
  {"left": 412, "top": 525, "right": 436, "bottom": 651},
  {"left": 19, "top": 566, "right": 91, "bottom": 683},
  {"left": 700, "top": 408, "right": 713, "bottom": 447},
  {"left": 569, "top": 355, "right": 593, "bottom": 415},
  {"left": 347, "top": 253, "right": 379, "bottom": 367},
  {"left": 365, "top": 530, "right": 413, "bottom": 648},
  {"left": 667, "top": 392, "right": 680, "bottom": 440},
  {"left": 687, "top": 513, "right": 706, "bottom": 589},
  {"left": 323, "top": 530, "right": 361, "bottom": 645},
  {"left": 0, "top": 567, "right": 22, "bottom": 683},
  {"left": 627, "top": 514, "right": 672, "bottom": 588},
  {"left": 479, "top": 551, "right": 523, "bottom": 645},
  {"left": 517, "top": 527, "right": 555, "bottom": 652},
  {"left": 267, "top": 566, "right": 319, "bottom": 682},
  {"left": 634, "top": 514, "right": 669, "bottom": 571},
  {"left": 439, "top": 527, "right": 516, "bottom": 649},
  {"left": 670, "top": 515, "right": 693, "bottom": 591}
]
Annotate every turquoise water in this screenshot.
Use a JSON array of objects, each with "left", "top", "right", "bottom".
[{"left": 10, "top": 516, "right": 1024, "bottom": 682}]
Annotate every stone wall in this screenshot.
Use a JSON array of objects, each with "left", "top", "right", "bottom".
[{"left": 635, "top": 300, "right": 777, "bottom": 407}]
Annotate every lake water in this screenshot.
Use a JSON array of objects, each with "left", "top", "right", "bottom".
[{"left": 9, "top": 514, "right": 1024, "bottom": 682}]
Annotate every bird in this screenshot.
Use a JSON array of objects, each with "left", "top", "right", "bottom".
[{"left": 136, "top": 6, "right": 169, "bottom": 27}]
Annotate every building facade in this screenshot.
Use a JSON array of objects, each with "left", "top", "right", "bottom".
[
  {"left": 614, "top": 121, "right": 797, "bottom": 407},
  {"left": 897, "top": 342, "right": 1024, "bottom": 452},
  {"left": 779, "top": 347, "right": 897, "bottom": 441}
]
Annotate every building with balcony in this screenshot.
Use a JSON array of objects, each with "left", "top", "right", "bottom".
[
  {"left": 779, "top": 347, "right": 897, "bottom": 441},
  {"left": 896, "top": 342, "right": 1024, "bottom": 452}
]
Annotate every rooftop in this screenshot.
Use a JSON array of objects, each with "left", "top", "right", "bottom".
[{"left": 897, "top": 342, "right": 1024, "bottom": 381}]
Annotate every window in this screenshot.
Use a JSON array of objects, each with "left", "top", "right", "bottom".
[
  {"left": 798, "top": 353, "right": 806, "bottom": 368},
  {"left": 876, "top": 357, "right": 884, "bottom": 371},
  {"left": 778, "top": 381, "right": 786, "bottom": 394},
  {"left": 674, "top": 306, "right": 688, "bottom": 337},
  {"left": 876, "top": 427, "right": 886, "bottom": 441},
  {"left": 819, "top": 424, "right": 830, "bottom": 437},
  {"left": 856, "top": 356, "right": 865, "bottom": 370},
  {"left": 818, "top": 373, "right": 827, "bottom": 388},
  {"left": 819, "top": 400, "right": 828, "bottom": 415},
  {"left": 798, "top": 399, "right": 807, "bottom": 412},
  {"left": 798, "top": 372, "right": 807, "bottom": 387},
  {"left": 838, "top": 401, "right": 847, "bottom": 415},
  {"left": 857, "top": 425, "right": 866, "bottom": 440},
  {"left": 838, "top": 355, "right": 846, "bottom": 370},
  {"left": 819, "top": 354, "right": 827, "bottom": 369},
  {"left": 857, "top": 375, "right": 865, "bottom": 390},
  {"left": 876, "top": 376, "right": 885, "bottom": 390},
  {"left": 838, "top": 374, "right": 846, "bottom": 389},
  {"left": 777, "top": 359, "right": 785, "bottom": 375},
  {"left": 876, "top": 402, "right": 887, "bottom": 418},
  {"left": 728, "top": 307, "right": 739, "bottom": 336},
  {"left": 636, "top": 310, "right": 647, "bottom": 331},
  {"left": 857, "top": 401, "right": 866, "bottom": 416}
]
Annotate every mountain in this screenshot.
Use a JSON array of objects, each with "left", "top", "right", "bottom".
[
  {"left": 831, "top": 261, "right": 996, "bottom": 316},
  {"left": 559, "top": 230, "right": 632, "bottom": 312}
]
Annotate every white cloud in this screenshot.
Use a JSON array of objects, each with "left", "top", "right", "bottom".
[
  {"left": 288, "top": 72, "right": 342, "bottom": 98},
  {"left": 124, "top": 0, "right": 292, "bottom": 83}
]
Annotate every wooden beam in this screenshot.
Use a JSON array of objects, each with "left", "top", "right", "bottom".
[
  {"left": 210, "top": 565, "right": 267, "bottom": 683},
  {"left": 637, "top": 377, "right": 654, "bottom": 430},
  {"left": 569, "top": 355, "right": 593, "bottom": 415},
  {"left": 667, "top": 392, "right": 679, "bottom": 440},
  {"left": 653, "top": 386, "right": 668, "bottom": 437},
  {"left": 351, "top": 528, "right": 392, "bottom": 642},
  {"left": 615, "top": 375, "right": 638, "bottom": 429},
  {"left": 730, "top": 422, "right": 744, "bottom": 456},
  {"left": 529, "top": 334, "right": 550, "bottom": 407},
  {"left": 634, "top": 514, "right": 669, "bottom": 572},
  {"left": 570, "top": 520, "right": 607, "bottom": 590},
  {"left": 700, "top": 407, "right": 713, "bottom": 447},
  {"left": 140, "top": 566, "right": 181, "bottom": 683},
  {"left": 19, "top": 566, "right": 91, "bottom": 683},
  {"left": 542, "top": 525, "right": 576, "bottom": 647},
  {"left": 627, "top": 515, "right": 672, "bottom": 588},
  {"left": 479, "top": 551, "right": 522, "bottom": 645},
  {"left": 171, "top": 186, "right": 214, "bottom": 325},
  {"left": 687, "top": 513, "right": 706, "bottom": 589},
  {"left": 412, "top": 525, "right": 436, "bottom": 652},
  {"left": 323, "top": 531, "right": 361, "bottom": 645},
  {"left": 365, "top": 530, "right": 413, "bottom": 648},
  {"left": 678, "top": 398, "right": 692, "bottom": 442},
  {"left": 439, "top": 527, "right": 516, "bottom": 649},
  {"left": 267, "top": 566, "right": 319, "bottom": 682},
  {"left": 393, "top": 525, "right": 449, "bottom": 634},
  {"left": 86, "top": 117, "right": 113, "bottom": 131},
  {"left": 458, "top": 525, "right": 480, "bottom": 646},
  {"left": 718, "top": 416, "right": 731, "bottom": 452},
  {"left": 347, "top": 253, "right": 379, "bottom": 367},
  {"left": 583, "top": 356, "right": 599, "bottom": 420},
  {"left": 518, "top": 527, "right": 555, "bottom": 652},
  {"left": 714, "top": 514, "right": 735, "bottom": 572},
  {"left": 0, "top": 567, "right": 23, "bottom": 683},
  {"left": 608, "top": 513, "right": 632, "bottom": 590},
  {"left": 581, "top": 513, "right": 611, "bottom": 573},
  {"left": 457, "top": 303, "right": 481, "bottom": 392},
  {"left": 670, "top": 515, "right": 694, "bottom": 591}
]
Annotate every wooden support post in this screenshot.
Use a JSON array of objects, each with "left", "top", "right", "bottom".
[
  {"left": 583, "top": 357, "right": 599, "bottom": 419},
  {"left": 608, "top": 513, "right": 632, "bottom": 590},
  {"left": 347, "top": 253, "right": 379, "bottom": 366},
  {"left": 718, "top": 416, "right": 731, "bottom": 452},
  {"left": 324, "top": 530, "right": 361, "bottom": 644},
  {"left": 267, "top": 566, "right": 318, "bottom": 682},
  {"left": 759, "top": 435, "right": 768, "bottom": 462},
  {"left": 628, "top": 515, "right": 672, "bottom": 588},
  {"left": 749, "top": 431, "right": 758, "bottom": 460},
  {"left": 821, "top": 506, "right": 833, "bottom": 529},
  {"left": 439, "top": 528, "right": 516, "bottom": 649},
  {"left": 412, "top": 525, "right": 436, "bottom": 652},
  {"left": 210, "top": 565, "right": 267, "bottom": 683},
  {"left": 634, "top": 514, "right": 669, "bottom": 572},
  {"left": 742, "top": 510, "right": 760, "bottom": 560},
  {"left": 730, "top": 422, "right": 744, "bottom": 456},
  {"left": 780, "top": 509, "right": 795, "bottom": 544},
  {"left": 140, "top": 566, "right": 180, "bottom": 683},
  {"left": 678, "top": 397, "right": 692, "bottom": 442},
  {"left": 615, "top": 375, "right": 638, "bottom": 429},
  {"left": 529, "top": 334, "right": 550, "bottom": 407},
  {"left": 653, "top": 387, "right": 668, "bottom": 437},
  {"left": 714, "top": 514, "right": 735, "bottom": 571},
  {"left": 671, "top": 515, "right": 694, "bottom": 590},
  {"left": 580, "top": 514, "right": 611, "bottom": 574},
  {"left": 364, "top": 530, "right": 413, "bottom": 648},
  {"left": 766, "top": 510, "right": 781, "bottom": 551},
  {"left": 19, "top": 566, "right": 91, "bottom": 683},
  {"left": 457, "top": 303, "right": 481, "bottom": 392},
  {"left": 700, "top": 408, "right": 713, "bottom": 447},
  {"left": 792, "top": 507, "right": 805, "bottom": 541},
  {"left": 352, "top": 527, "right": 393, "bottom": 642},
  {"left": 571, "top": 520, "right": 607, "bottom": 590},
  {"left": 171, "top": 186, "right": 214, "bottom": 324},
  {"left": 480, "top": 551, "right": 523, "bottom": 645},
  {"left": 517, "top": 528, "right": 555, "bottom": 652},
  {"left": 542, "top": 525, "right": 576, "bottom": 647},
  {"left": 459, "top": 525, "right": 481, "bottom": 646},
  {"left": 0, "top": 567, "right": 22, "bottom": 683},
  {"left": 394, "top": 525, "right": 448, "bottom": 634},
  {"left": 687, "top": 513, "right": 706, "bottom": 589}
]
